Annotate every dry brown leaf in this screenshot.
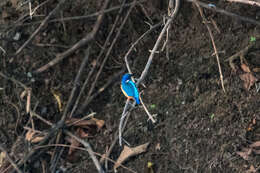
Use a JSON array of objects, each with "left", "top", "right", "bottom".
[
  {"left": 253, "top": 67, "right": 260, "bottom": 72},
  {"left": 25, "top": 130, "right": 45, "bottom": 143},
  {"left": 239, "top": 73, "right": 258, "bottom": 90},
  {"left": 92, "top": 118, "right": 105, "bottom": 130},
  {"left": 236, "top": 148, "right": 252, "bottom": 160},
  {"left": 241, "top": 63, "right": 251, "bottom": 73},
  {"left": 114, "top": 142, "right": 149, "bottom": 170},
  {"left": 246, "top": 165, "right": 256, "bottom": 173}
]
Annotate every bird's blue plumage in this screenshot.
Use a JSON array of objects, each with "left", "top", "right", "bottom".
[{"left": 121, "top": 74, "right": 140, "bottom": 104}]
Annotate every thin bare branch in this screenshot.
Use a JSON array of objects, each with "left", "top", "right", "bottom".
[
  {"left": 15, "top": 0, "right": 66, "bottom": 55},
  {"left": 34, "top": 0, "right": 110, "bottom": 73},
  {"left": 0, "top": 144, "right": 23, "bottom": 173},
  {"left": 137, "top": 0, "right": 180, "bottom": 86},
  {"left": 193, "top": 0, "right": 226, "bottom": 92},
  {"left": 185, "top": 0, "right": 260, "bottom": 26},
  {"left": 227, "top": 0, "right": 260, "bottom": 7}
]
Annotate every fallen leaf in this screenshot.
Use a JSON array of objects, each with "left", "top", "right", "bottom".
[
  {"left": 236, "top": 148, "right": 252, "bottom": 160},
  {"left": 114, "top": 143, "right": 149, "bottom": 171},
  {"left": 246, "top": 165, "right": 256, "bottom": 173},
  {"left": 92, "top": 118, "right": 105, "bottom": 130},
  {"left": 155, "top": 143, "right": 161, "bottom": 151},
  {"left": 239, "top": 73, "right": 258, "bottom": 90},
  {"left": 25, "top": 130, "right": 45, "bottom": 143},
  {"left": 253, "top": 68, "right": 260, "bottom": 72},
  {"left": 241, "top": 63, "right": 251, "bottom": 73}
]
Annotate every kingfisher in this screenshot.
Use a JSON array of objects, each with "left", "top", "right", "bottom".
[{"left": 121, "top": 74, "right": 140, "bottom": 104}]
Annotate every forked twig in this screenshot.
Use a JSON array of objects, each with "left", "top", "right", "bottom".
[
  {"left": 65, "top": 130, "right": 105, "bottom": 173},
  {"left": 119, "top": 0, "right": 180, "bottom": 146},
  {"left": 15, "top": 0, "right": 66, "bottom": 55},
  {"left": 136, "top": 0, "right": 180, "bottom": 86},
  {"left": 34, "top": 0, "right": 110, "bottom": 73},
  {"left": 79, "top": 0, "right": 129, "bottom": 112}
]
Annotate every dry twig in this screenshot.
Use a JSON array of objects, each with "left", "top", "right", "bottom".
[
  {"left": 78, "top": 0, "right": 130, "bottom": 113},
  {"left": 227, "top": 0, "right": 260, "bottom": 7},
  {"left": 34, "top": 0, "right": 110, "bottom": 73},
  {"left": 185, "top": 0, "right": 260, "bottom": 26},
  {"left": 15, "top": 0, "right": 66, "bottom": 55},
  {"left": 119, "top": 0, "right": 180, "bottom": 146},
  {"left": 0, "top": 144, "right": 23, "bottom": 173},
  {"left": 193, "top": 0, "right": 226, "bottom": 92}
]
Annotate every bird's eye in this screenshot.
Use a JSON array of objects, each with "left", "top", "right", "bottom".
[{"left": 126, "top": 80, "right": 130, "bottom": 83}]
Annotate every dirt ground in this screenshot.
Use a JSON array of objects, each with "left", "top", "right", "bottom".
[{"left": 0, "top": 0, "right": 260, "bottom": 173}]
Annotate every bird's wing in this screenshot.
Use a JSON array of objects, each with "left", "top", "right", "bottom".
[
  {"left": 121, "top": 82, "right": 135, "bottom": 98},
  {"left": 127, "top": 81, "right": 139, "bottom": 98}
]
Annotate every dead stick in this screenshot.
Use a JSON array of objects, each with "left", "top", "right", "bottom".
[
  {"left": 65, "top": 130, "right": 105, "bottom": 173},
  {"left": 185, "top": 0, "right": 260, "bottom": 26},
  {"left": 70, "top": 0, "right": 128, "bottom": 115},
  {"left": 30, "top": 111, "right": 105, "bottom": 173},
  {"left": 49, "top": 47, "right": 91, "bottom": 172},
  {"left": 79, "top": 0, "right": 128, "bottom": 110},
  {"left": 119, "top": 0, "right": 180, "bottom": 146},
  {"left": 78, "top": 69, "right": 125, "bottom": 114},
  {"left": 79, "top": 0, "right": 137, "bottom": 112},
  {"left": 17, "top": 0, "right": 146, "bottom": 27},
  {"left": 227, "top": 0, "right": 260, "bottom": 7},
  {"left": 193, "top": 0, "right": 226, "bottom": 93},
  {"left": 15, "top": 0, "right": 66, "bottom": 55},
  {"left": 136, "top": 0, "right": 180, "bottom": 86},
  {"left": 0, "top": 144, "right": 23, "bottom": 173},
  {"left": 34, "top": 0, "right": 110, "bottom": 74},
  {"left": 124, "top": 22, "right": 162, "bottom": 74}
]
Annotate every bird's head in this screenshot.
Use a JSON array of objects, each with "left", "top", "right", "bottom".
[{"left": 122, "top": 73, "right": 132, "bottom": 83}]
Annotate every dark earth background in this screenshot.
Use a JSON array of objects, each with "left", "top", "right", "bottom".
[{"left": 0, "top": 0, "right": 260, "bottom": 172}]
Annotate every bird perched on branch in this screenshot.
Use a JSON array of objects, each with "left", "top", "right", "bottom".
[{"left": 121, "top": 74, "right": 140, "bottom": 104}]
